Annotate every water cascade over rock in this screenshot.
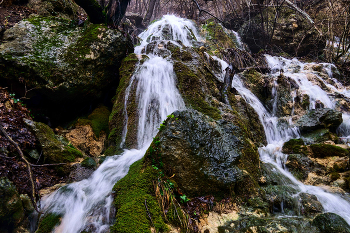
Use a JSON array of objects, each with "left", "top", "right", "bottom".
[{"left": 35, "top": 15, "right": 350, "bottom": 233}]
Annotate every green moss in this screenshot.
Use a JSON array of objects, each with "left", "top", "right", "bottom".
[
  {"left": 81, "top": 157, "right": 97, "bottom": 168},
  {"left": 282, "top": 139, "right": 305, "bottom": 154},
  {"left": 65, "top": 24, "right": 106, "bottom": 59},
  {"left": 310, "top": 144, "right": 349, "bottom": 158},
  {"left": 88, "top": 105, "right": 110, "bottom": 138},
  {"left": 109, "top": 53, "right": 139, "bottom": 148},
  {"left": 330, "top": 172, "right": 340, "bottom": 181},
  {"left": 174, "top": 62, "right": 221, "bottom": 120},
  {"left": 111, "top": 160, "right": 168, "bottom": 233},
  {"left": 36, "top": 213, "right": 62, "bottom": 233}
]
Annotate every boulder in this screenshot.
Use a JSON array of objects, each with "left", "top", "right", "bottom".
[
  {"left": 0, "top": 16, "right": 132, "bottom": 123},
  {"left": 0, "top": 177, "right": 25, "bottom": 230},
  {"left": 24, "top": 119, "right": 82, "bottom": 164},
  {"left": 313, "top": 212, "right": 350, "bottom": 233},
  {"left": 298, "top": 193, "right": 323, "bottom": 217},
  {"left": 296, "top": 108, "right": 343, "bottom": 133},
  {"left": 145, "top": 109, "right": 260, "bottom": 197}
]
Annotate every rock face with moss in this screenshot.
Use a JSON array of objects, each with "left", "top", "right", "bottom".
[
  {"left": 144, "top": 109, "right": 260, "bottom": 197},
  {"left": 0, "top": 16, "right": 132, "bottom": 122},
  {"left": 24, "top": 119, "right": 82, "bottom": 164}
]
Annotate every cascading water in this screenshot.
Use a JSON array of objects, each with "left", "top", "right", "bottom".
[
  {"left": 38, "top": 15, "right": 200, "bottom": 233},
  {"left": 229, "top": 54, "right": 350, "bottom": 223}
]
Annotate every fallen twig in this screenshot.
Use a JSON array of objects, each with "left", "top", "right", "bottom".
[
  {"left": 31, "top": 163, "right": 66, "bottom": 167},
  {"left": 0, "top": 121, "right": 39, "bottom": 212}
]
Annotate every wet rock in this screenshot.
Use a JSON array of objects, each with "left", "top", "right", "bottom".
[
  {"left": 302, "top": 129, "right": 339, "bottom": 144},
  {"left": 0, "top": 177, "right": 25, "bottom": 230},
  {"left": 296, "top": 108, "right": 343, "bottom": 133},
  {"left": 286, "top": 154, "right": 316, "bottom": 180},
  {"left": 312, "top": 212, "right": 350, "bottom": 233},
  {"left": 146, "top": 109, "right": 260, "bottom": 197},
  {"left": 68, "top": 163, "right": 95, "bottom": 182},
  {"left": 0, "top": 16, "right": 132, "bottom": 123},
  {"left": 298, "top": 193, "right": 323, "bottom": 217},
  {"left": 24, "top": 119, "right": 83, "bottom": 164}
]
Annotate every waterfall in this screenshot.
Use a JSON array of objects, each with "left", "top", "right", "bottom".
[
  {"left": 229, "top": 55, "right": 350, "bottom": 223},
  {"left": 38, "top": 15, "right": 196, "bottom": 233}
]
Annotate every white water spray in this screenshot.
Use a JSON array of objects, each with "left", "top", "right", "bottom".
[
  {"left": 210, "top": 49, "right": 350, "bottom": 223},
  {"left": 39, "top": 15, "right": 197, "bottom": 233}
]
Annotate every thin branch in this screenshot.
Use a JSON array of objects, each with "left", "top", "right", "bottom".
[
  {"left": 190, "top": 0, "right": 224, "bottom": 24},
  {"left": 31, "top": 163, "right": 66, "bottom": 167},
  {"left": 0, "top": 122, "right": 38, "bottom": 211}
]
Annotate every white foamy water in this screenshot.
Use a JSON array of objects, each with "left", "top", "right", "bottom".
[
  {"left": 39, "top": 15, "right": 193, "bottom": 233},
  {"left": 206, "top": 53, "right": 350, "bottom": 223}
]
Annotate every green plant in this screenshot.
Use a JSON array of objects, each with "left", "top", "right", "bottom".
[{"left": 180, "top": 195, "right": 190, "bottom": 203}]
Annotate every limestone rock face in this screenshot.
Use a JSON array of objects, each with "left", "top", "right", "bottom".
[
  {"left": 146, "top": 109, "right": 260, "bottom": 197},
  {"left": 0, "top": 16, "right": 132, "bottom": 122}
]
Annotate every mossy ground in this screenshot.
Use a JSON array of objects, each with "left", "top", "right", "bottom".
[{"left": 111, "top": 160, "right": 168, "bottom": 233}]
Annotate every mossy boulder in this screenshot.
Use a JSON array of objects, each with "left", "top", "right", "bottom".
[
  {"left": 302, "top": 129, "right": 339, "bottom": 144},
  {"left": 24, "top": 119, "right": 82, "bottom": 164},
  {"left": 76, "top": 105, "right": 110, "bottom": 138},
  {"left": 111, "top": 160, "right": 168, "bottom": 233},
  {"left": 0, "top": 16, "right": 132, "bottom": 123},
  {"left": 296, "top": 108, "right": 343, "bottom": 133},
  {"left": 298, "top": 193, "right": 323, "bottom": 217},
  {"left": 285, "top": 154, "right": 316, "bottom": 180},
  {"left": 145, "top": 109, "right": 260, "bottom": 198},
  {"left": 282, "top": 139, "right": 305, "bottom": 154},
  {"left": 310, "top": 144, "right": 349, "bottom": 158},
  {"left": 81, "top": 157, "right": 97, "bottom": 168},
  {"left": 0, "top": 177, "right": 25, "bottom": 230},
  {"left": 312, "top": 213, "right": 350, "bottom": 233}
]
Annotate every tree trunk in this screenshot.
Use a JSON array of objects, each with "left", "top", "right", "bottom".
[{"left": 143, "top": 0, "right": 157, "bottom": 25}]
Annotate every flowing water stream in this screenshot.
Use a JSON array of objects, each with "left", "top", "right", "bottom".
[
  {"left": 229, "top": 55, "right": 350, "bottom": 223},
  {"left": 39, "top": 15, "right": 195, "bottom": 233},
  {"left": 38, "top": 15, "right": 350, "bottom": 232}
]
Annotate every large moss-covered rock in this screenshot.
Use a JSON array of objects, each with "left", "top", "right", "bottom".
[
  {"left": 145, "top": 109, "right": 260, "bottom": 197},
  {"left": 296, "top": 108, "right": 343, "bottom": 133},
  {"left": 24, "top": 119, "right": 82, "bottom": 164},
  {"left": 310, "top": 144, "right": 349, "bottom": 158},
  {"left": 312, "top": 212, "right": 350, "bottom": 233},
  {"left": 0, "top": 16, "right": 132, "bottom": 123},
  {"left": 0, "top": 177, "right": 25, "bottom": 230}
]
